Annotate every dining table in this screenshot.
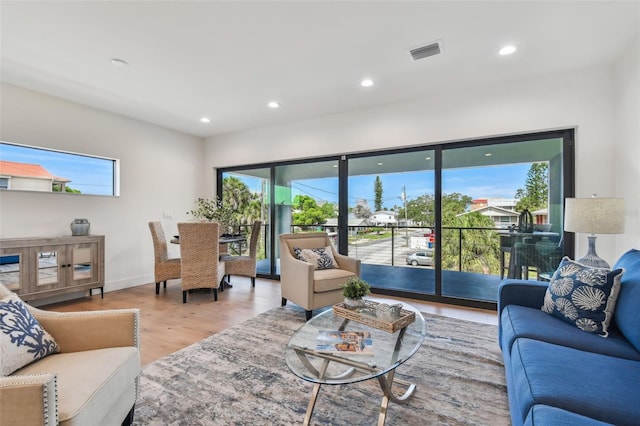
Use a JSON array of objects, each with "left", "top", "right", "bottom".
[{"left": 170, "top": 234, "right": 246, "bottom": 245}]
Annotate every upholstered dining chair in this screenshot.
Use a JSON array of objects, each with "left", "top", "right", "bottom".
[
  {"left": 177, "top": 222, "right": 226, "bottom": 303},
  {"left": 279, "top": 232, "right": 361, "bottom": 320},
  {"left": 222, "top": 221, "right": 262, "bottom": 287},
  {"left": 149, "top": 221, "right": 181, "bottom": 295}
]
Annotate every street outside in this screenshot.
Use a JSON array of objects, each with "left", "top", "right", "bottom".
[{"left": 347, "top": 229, "right": 433, "bottom": 268}]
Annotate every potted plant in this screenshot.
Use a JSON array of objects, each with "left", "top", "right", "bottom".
[
  {"left": 189, "top": 197, "right": 238, "bottom": 235},
  {"left": 342, "top": 276, "right": 371, "bottom": 309}
]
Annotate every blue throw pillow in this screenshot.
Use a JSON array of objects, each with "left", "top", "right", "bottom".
[
  {"left": 0, "top": 294, "right": 60, "bottom": 376},
  {"left": 541, "top": 257, "right": 623, "bottom": 337}
]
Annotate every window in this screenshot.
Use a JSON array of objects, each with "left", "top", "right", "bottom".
[
  {"left": 218, "top": 129, "right": 574, "bottom": 309},
  {"left": 0, "top": 142, "right": 119, "bottom": 196}
]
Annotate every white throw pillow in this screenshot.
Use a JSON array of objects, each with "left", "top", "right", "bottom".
[
  {"left": 293, "top": 246, "right": 338, "bottom": 270},
  {"left": 0, "top": 294, "right": 60, "bottom": 376}
]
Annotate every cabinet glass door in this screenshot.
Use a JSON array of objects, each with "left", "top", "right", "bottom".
[
  {"left": 37, "top": 250, "right": 59, "bottom": 285},
  {"left": 72, "top": 247, "right": 93, "bottom": 280},
  {"left": 0, "top": 252, "right": 23, "bottom": 291}
]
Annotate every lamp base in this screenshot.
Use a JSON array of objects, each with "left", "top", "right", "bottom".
[{"left": 576, "top": 236, "right": 610, "bottom": 268}]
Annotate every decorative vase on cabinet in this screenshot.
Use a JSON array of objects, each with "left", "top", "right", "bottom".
[{"left": 71, "top": 219, "right": 90, "bottom": 236}]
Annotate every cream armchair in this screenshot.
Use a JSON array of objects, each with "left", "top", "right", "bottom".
[
  {"left": 0, "top": 285, "right": 141, "bottom": 426},
  {"left": 279, "top": 232, "right": 361, "bottom": 320}
]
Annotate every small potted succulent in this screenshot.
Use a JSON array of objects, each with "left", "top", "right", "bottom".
[{"left": 342, "top": 276, "right": 371, "bottom": 309}]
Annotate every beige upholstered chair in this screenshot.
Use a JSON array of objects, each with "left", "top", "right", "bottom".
[
  {"left": 222, "top": 221, "right": 262, "bottom": 287},
  {"left": 149, "top": 221, "right": 181, "bottom": 295},
  {"left": 177, "top": 222, "right": 226, "bottom": 303},
  {"left": 279, "top": 232, "right": 361, "bottom": 320},
  {"left": 0, "top": 283, "right": 140, "bottom": 426}
]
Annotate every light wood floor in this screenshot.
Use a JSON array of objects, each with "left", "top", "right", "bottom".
[{"left": 42, "top": 277, "right": 498, "bottom": 366}]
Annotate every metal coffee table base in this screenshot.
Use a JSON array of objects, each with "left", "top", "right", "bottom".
[
  {"left": 294, "top": 328, "right": 416, "bottom": 425},
  {"left": 299, "top": 359, "right": 416, "bottom": 426}
]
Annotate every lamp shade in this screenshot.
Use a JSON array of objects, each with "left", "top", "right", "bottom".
[{"left": 564, "top": 198, "right": 625, "bottom": 234}]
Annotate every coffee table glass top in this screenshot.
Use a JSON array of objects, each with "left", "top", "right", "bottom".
[{"left": 285, "top": 299, "right": 426, "bottom": 385}]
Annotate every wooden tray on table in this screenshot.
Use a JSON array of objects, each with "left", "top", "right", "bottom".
[{"left": 332, "top": 300, "right": 416, "bottom": 333}]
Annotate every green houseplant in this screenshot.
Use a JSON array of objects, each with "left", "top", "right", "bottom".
[
  {"left": 342, "top": 276, "right": 371, "bottom": 309},
  {"left": 189, "top": 197, "right": 238, "bottom": 235}
]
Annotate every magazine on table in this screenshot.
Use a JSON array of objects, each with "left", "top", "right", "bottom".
[{"left": 315, "top": 330, "right": 374, "bottom": 355}]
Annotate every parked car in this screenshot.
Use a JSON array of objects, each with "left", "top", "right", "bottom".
[{"left": 406, "top": 251, "right": 433, "bottom": 266}]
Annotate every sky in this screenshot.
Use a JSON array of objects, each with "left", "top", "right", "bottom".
[
  {"left": 4, "top": 142, "right": 532, "bottom": 203},
  {"left": 0, "top": 143, "right": 115, "bottom": 195},
  {"left": 228, "top": 163, "right": 532, "bottom": 210}
]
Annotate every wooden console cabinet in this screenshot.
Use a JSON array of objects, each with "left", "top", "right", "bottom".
[{"left": 0, "top": 235, "right": 104, "bottom": 301}]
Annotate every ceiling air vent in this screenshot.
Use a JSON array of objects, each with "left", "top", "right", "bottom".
[{"left": 409, "top": 41, "right": 442, "bottom": 61}]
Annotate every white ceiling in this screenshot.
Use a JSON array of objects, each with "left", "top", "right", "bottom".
[{"left": 1, "top": 1, "right": 638, "bottom": 138}]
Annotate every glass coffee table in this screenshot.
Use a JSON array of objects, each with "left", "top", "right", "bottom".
[{"left": 284, "top": 298, "right": 426, "bottom": 425}]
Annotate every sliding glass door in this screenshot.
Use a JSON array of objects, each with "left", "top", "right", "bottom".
[
  {"left": 273, "top": 159, "right": 340, "bottom": 269},
  {"left": 219, "top": 168, "right": 270, "bottom": 274},
  {"left": 440, "top": 137, "right": 567, "bottom": 302},
  {"left": 347, "top": 150, "right": 436, "bottom": 295},
  {"left": 218, "top": 129, "right": 574, "bottom": 309}
]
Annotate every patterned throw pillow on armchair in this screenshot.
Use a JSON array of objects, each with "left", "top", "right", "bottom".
[{"left": 0, "top": 293, "right": 60, "bottom": 376}]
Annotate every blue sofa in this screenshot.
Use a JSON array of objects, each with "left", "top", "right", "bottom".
[{"left": 498, "top": 248, "right": 640, "bottom": 425}]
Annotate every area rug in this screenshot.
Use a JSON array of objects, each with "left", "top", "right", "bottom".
[{"left": 133, "top": 305, "right": 510, "bottom": 425}]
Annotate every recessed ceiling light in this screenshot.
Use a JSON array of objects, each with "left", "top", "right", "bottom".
[
  {"left": 110, "top": 58, "right": 129, "bottom": 67},
  {"left": 425, "top": 156, "right": 432, "bottom": 160},
  {"left": 377, "top": 162, "right": 383, "bottom": 166},
  {"left": 268, "top": 101, "right": 280, "bottom": 109},
  {"left": 499, "top": 45, "right": 517, "bottom": 56},
  {"left": 361, "top": 79, "right": 374, "bottom": 87},
  {"left": 484, "top": 153, "right": 492, "bottom": 157},
  {"left": 200, "top": 117, "right": 211, "bottom": 123}
]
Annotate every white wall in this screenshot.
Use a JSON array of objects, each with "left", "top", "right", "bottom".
[
  {"left": 614, "top": 37, "right": 640, "bottom": 256},
  {"left": 205, "top": 63, "right": 636, "bottom": 265},
  {"left": 2, "top": 48, "right": 636, "bottom": 298},
  {"left": 0, "top": 84, "right": 206, "bottom": 299}
]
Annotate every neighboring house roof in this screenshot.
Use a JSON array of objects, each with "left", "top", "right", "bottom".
[
  {"left": 531, "top": 207, "right": 548, "bottom": 216},
  {"left": 458, "top": 206, "right": 518, "bottom": 218},
  {"left": 324, "top": 217, "right": 369, "bottom": 227},
  {"left": 0, "top": 160, "right": 70, "bottom": 182}
]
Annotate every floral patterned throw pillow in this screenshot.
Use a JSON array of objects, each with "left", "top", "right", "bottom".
[
  {"left": 293, "top": 246, "right": 338, "bottom": 270},
  {"left": 541, "top": 257, "right": 624, "bottom": 337},
  {"left": 0, "top": 294, "right": 60, "bottom": 376}
]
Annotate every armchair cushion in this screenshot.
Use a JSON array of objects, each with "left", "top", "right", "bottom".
[
  {"left": 314, "top": 268, "right": 358, "bottom": 293},
  {"left": 17, "top": 346, "right": 140, "bottom": 425},
  {"left": 0, "top": 294, "right": 59, "bottom": 376},
  {"left": 294, "top": 246, "right": 337, "bottom": 270}
]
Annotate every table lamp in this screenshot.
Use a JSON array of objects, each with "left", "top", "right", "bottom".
[{"left": 564, "top": 196, "right": 625, "bottom": 268}]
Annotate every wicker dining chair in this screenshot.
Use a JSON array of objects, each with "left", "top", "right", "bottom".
[
  {"left": 148, "top": 221, "right": 181, "bottom": 295},
  {"left": 177, "top": 222, "right": 226, "bottom": 303},
  {"left": 221, "top": 221, "right": 262, "bottom": 287}
]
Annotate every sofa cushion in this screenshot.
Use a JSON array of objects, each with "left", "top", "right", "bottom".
[
  {"left": 613, "top": 249, "right": 640, "bottom": 352},
  {"left": 16, "top": 346, "right": 140, "bottom": 425},
  {"left": 541, "top": 257, "right": 623, "bottom": 336},
  {"left": 510, "top": 338, "right": 640, "bottom": 425},
  {"left": 525, "top": 405, "right": 614, "bottom": 426},
  {"left": 294, "top": 246, "right": 337, "bottom": 270},
  {"left": 0, "top": 294, "right": 60, "bottom": 376},
  {"left": 501, "top": 305, "right": 640, "bottom": 361}
]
